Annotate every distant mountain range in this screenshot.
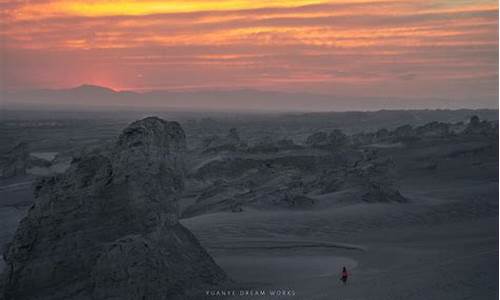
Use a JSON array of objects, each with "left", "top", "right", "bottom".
[{"left": 1, "top": 84, "right": 496, "bottom": 112}]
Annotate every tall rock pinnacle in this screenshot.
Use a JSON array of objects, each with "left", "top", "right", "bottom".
[{"left": 2, "top": 117, "right": 227, "bottom": 300}]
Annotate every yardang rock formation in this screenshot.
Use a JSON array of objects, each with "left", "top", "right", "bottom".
[{"left": 1, "top": 117, "right": 227, "bottom": 300}]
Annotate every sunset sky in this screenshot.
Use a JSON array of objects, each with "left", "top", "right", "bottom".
[{"left": 0, "top": 0, "right": 498, "bottom": 107}]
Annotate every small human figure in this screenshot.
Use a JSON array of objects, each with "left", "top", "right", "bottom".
[{"left": 341, "top": 266, "right": 348, "bottom": 285}]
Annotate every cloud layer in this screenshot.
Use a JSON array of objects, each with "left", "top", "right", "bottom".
[{"left": 1, "top": 0, "right": 498, "bottom": 108}]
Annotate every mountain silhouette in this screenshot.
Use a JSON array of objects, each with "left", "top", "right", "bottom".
[{"left": 1, "top": 85, "right": 487, "bottom": 112}]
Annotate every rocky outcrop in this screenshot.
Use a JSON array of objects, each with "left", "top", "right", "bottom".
[
  {"left": 305, "top": 130, "right": 347, "bottom": 149},
  {"left": 0, "top": 142, "right": 30, "bottom": 178},
  {"left": 226, "top": 128, "right": 241, "bottom": 145},
  {"left": 306, "top": 132, "right": 329, "bottom": 147},
  {"left": 201, "top": 128, "right": 247, "bottom": 153},
  {"left": 415, "top": 121, "right": 450, "bottom": 137},
  {"left": 2, "top": 117, "right": 226, "bottom": 300},
  {"left": 355, "top": 158, "right": 407, "bottom": 203},
  {"left": 361, "top": 182, "right": 407, "bottom": 203},
  {"left": 282, "top": 180, "right": 315, "bottom": 208},
  {"left": 463, "top": 116, "right": 497, "bottom": 136}
]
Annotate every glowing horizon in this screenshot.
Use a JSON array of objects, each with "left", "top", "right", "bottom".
[{"left": 0, "top": 0, "right": 498, "bottom": 107}]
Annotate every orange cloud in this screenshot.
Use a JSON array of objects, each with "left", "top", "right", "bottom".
[
  {"left": 0, "top": 0, "right": 497, "bottom": 106},
  {"left": 6, "top": 0, "right": 332, "bottom": 19}
]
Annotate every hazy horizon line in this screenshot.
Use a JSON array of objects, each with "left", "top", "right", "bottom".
[{"left": 2, "top": 83, "right": 498, "bottom": 112}]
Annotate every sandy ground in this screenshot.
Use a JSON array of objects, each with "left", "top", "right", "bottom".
[
  {"left": 0, "top": 177, "right": 497, "bottom": 299},
  {"left": 0, "top": 139, "right": 497, "bottom": 299},
  {"left": 182, "top": 178, "right": 498, "bottom": 300}
]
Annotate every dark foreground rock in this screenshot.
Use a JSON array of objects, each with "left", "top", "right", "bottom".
[
  {"left": 0, "top": 142, "right": 30, "bottom": 178},
  {"left": 1, "top": 117, "right": 227, "bottom": 300}
]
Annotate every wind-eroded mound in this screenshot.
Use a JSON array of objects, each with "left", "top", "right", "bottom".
[{"left": 1, "top": 117, "right": 226, "bottom": 300}]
